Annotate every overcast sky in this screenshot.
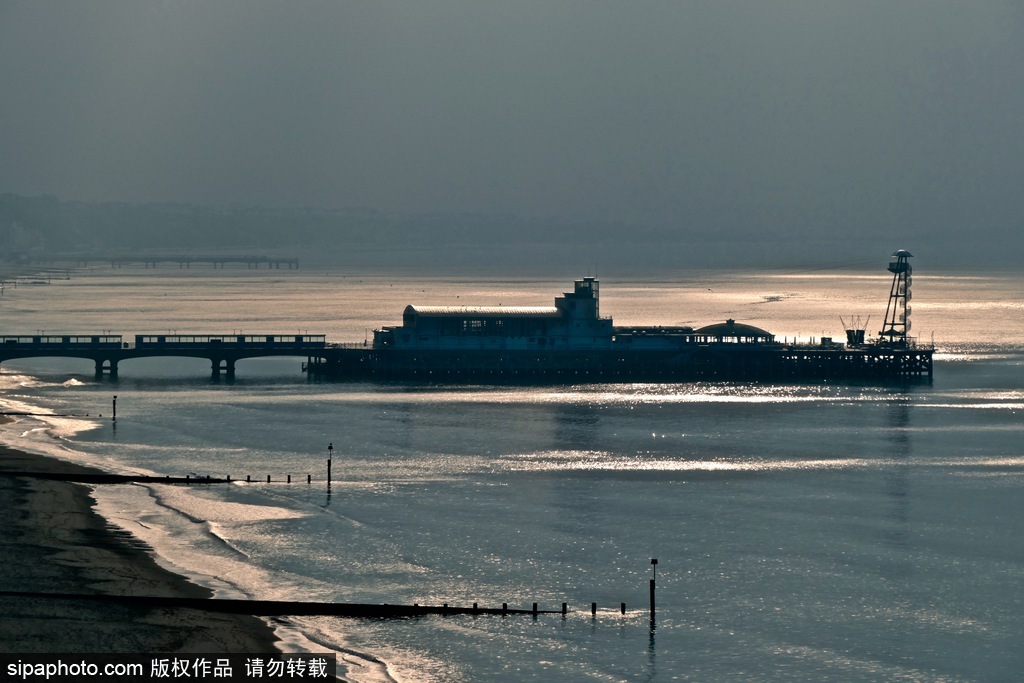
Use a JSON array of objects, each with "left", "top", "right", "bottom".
[{"left": 1, "top": 1, "right": 1022, "bottom": 246}]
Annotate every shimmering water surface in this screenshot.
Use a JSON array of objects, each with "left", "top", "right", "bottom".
[{"left": 2, "top": 266, "right": 1023, "bottom": 681}]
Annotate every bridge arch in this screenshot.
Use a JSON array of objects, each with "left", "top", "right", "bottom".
[{"left": 0, "top": 334, "right": 328, "bottom": 380}]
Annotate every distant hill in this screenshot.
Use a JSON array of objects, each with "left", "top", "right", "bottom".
[
  {"left": 0, "top": 192, "right": 631, "bottom": 254},
  {"left": 1, "top": 193, "right": 1014, "bottom": 271},
  {"left": 0, "top": 193, "right": 712, "bottom": 270}
]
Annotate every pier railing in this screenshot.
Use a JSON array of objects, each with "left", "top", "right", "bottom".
[
  {"left": 3, "top": 335, "right": 123, "bottom": 347},
  {"left": 0, "top": 333, "right": 330, "bottom": 379},
  {"left": 134, "top": 334, "right": 326, "bottom": 348}
]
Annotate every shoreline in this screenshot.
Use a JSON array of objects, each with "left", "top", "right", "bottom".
[
  {"left": 0, "top": 267, "right": 285, "bottom": 654},
  {"left": 0, "top": 436, "right": 281, "bottom": 654}
]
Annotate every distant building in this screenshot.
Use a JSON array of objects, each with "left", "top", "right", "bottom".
[
  {"left": 374, "top": 276, "right": 776, "bottom": 352},
  {"left": 375, "top": 277, "right": 613, "bottom": 350}
]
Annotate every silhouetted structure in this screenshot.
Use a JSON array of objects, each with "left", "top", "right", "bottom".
[
  {"left": 880, "top": 249, "right": 914, "bottom": 344},
  {"left": 0, "top": 334, "right": 325, "bottom": 378},
  {"left": 305, "top": 254, "right": 933, "bottom": 382}
]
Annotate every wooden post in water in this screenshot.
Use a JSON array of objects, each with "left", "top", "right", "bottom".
[
  {"left": 327, "top": 442, "right": 333, "bottom": 485},
  {"left": 621, "top": 602, "right": 626, "bottom": 615},
  {"left": 591, "top": 602, "right": 597, "bottom": 617},
  {"left": 112, "top": 395, "right": 117, "bottom": 422},
  {"left": 650, "top": 558, "right": 658, "bottom": 622},
  {"left": 561, "top": 602, "right": 567, "bottom": 616}
]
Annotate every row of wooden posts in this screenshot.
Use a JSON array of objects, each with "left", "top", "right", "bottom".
[
  {"left": 132, "top": 443, "right": 334, "bottom": 488},
  {"left": 419, "top": 599, "right": 656, "bottom": 618},
  {"left": 109, "top": 407, "right": 660, "bottom": 621}
]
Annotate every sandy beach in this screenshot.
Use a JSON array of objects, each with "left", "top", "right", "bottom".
[
  {"left": 0, "top": 436, "right": 280, "bottom": 653},
  {"left": 0, "top": 265, "right": 275, "bottom": 650}
]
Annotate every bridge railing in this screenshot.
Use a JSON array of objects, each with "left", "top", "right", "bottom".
[
  {"left": 2, "top": 335, "right": 124, "bottom": 347},
  {"left": 134, "top": 334, "right": 327, "bottom": 348}
]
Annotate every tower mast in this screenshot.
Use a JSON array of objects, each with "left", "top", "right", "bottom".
[{"left": 880, "top": 249, "right": 913, "bottom": 345}]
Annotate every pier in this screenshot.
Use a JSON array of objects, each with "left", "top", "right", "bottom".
[
  {"left": 0, "top": 333, "right": 933, "bottom": 382},
  {"left": 302, "top": 257, "right": 934, "bottom": 383},
  {"left": 40, "top": 254, "right": 299, "bottom": 269},
  {"left": 0, "top": 334, "right": 326, "bottom": 379},
  {"left": 0, "top": 333, "right": 933, "bottom": 381},
  {"left": 1, "top": 252, "right": 935, "bottom": 383}
]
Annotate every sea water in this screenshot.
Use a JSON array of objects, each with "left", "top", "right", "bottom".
[{"left": 2, "top": 266, "right": 1023, "bottom": 681}]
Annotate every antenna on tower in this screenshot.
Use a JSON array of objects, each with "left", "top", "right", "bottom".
[{"left": 879, "top": 249, "right": 913, "bottom": 346}]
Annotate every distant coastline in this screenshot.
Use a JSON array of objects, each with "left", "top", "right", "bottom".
[
  {"left": 0, "top": 265, "right": 43, "bottom": 281},
  {"left": 5, "top": 191, "right": 1018, "bottom": 271}
]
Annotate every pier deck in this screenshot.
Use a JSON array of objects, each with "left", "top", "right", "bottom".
[
  {"left": 0, "top": 334, "right": 326, "bottom": 378},
  {"left": 303, "top": 344, "right": 934, "bottom": 382},
  {"left": 0, "top": 334, "right": 933, "bottom": 382}
]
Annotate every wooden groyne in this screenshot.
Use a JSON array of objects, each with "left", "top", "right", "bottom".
[
  {"left": 0, "top": 471, "right": 326, "bottom": 486},
  {"left": 0, "top": 471, "right": 231, "bottom": 485},
  {"left": 0, "top": 591, "right": 662, "bottom": 621},
  {"left": 0, "top": 591, "right": 564, "bottom": 619}
]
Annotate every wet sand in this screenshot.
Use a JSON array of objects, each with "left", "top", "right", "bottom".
[{"left": 0, "top": 440, "right": 280, "bottom": 653}]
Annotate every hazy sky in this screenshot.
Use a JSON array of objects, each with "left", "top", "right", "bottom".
[{"left": 2, "top": 1, "right": 1022, "bottom": 244}]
